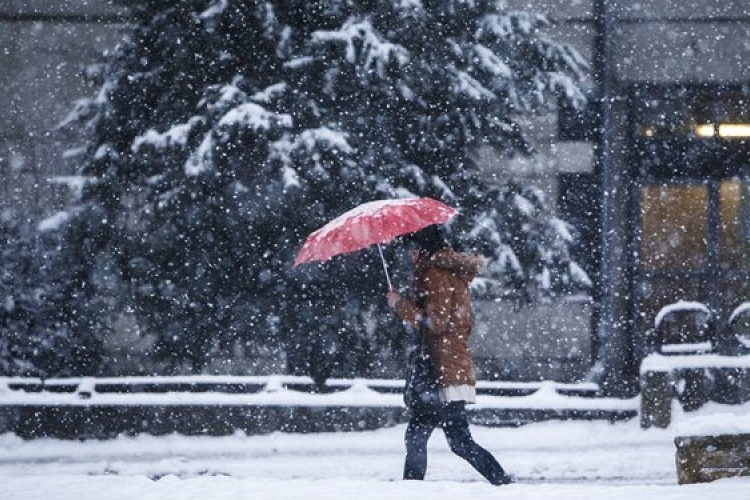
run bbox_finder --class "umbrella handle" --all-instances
[377,244,393,291]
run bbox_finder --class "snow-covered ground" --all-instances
[1,401,749,499]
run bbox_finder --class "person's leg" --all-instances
[403,406,438,480]
[441,402,512,485]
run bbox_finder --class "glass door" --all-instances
[639,184,710,330]
[719,181,750,316]
[639,180,750,334]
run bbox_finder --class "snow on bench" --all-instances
[659,342,712,355]
[654,300,711,331]
[640,353,750,429]
[640,353,750,373]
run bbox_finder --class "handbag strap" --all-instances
[416,317,430,358]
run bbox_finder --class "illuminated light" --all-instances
[643,127,655,137]
[718,124,750,138]
[694,124,715,138]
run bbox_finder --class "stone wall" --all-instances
[473,297,594,381]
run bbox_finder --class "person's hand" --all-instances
[386,290,402,309]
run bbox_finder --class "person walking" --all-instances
[386,225,513,485]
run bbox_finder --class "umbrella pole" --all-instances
[377,244,393,291]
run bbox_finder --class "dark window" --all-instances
[558,173,599,279]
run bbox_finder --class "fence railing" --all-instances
[0,375,638,438]
[0,375,613,407]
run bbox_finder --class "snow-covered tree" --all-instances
[58,0,589,376]
[0,210,104,377]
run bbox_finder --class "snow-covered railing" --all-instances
[0,375,639,438]
[0,375,633,412]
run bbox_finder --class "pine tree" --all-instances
[59,0,589,376]
[0,210,104,377]
[0,211,40,376]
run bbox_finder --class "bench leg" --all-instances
[641,371,672,429]
[678,368,708,412]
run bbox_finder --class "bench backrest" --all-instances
[727,303,750,354]
[653,302,716,356]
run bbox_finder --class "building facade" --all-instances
[595,1,750,395]
[0,1,127,218]
[3,1,750,395]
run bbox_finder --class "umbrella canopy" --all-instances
[293,198,458,285]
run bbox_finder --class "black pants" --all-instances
[403,401,511,485]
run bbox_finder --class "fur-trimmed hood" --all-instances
[416,249,485,282]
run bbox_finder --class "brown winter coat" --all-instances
[394,249,485,388]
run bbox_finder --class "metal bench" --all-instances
[640,301,750,429]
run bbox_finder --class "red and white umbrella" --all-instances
[294,197,457,289]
